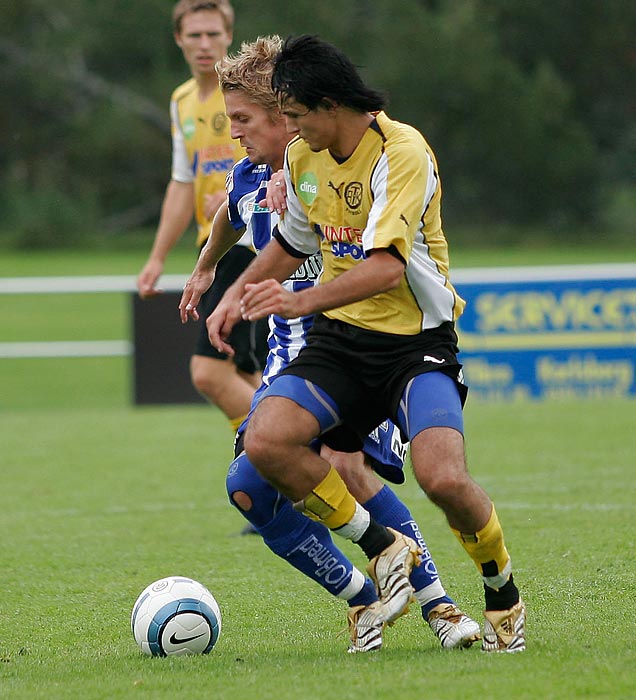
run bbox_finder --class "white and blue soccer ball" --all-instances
[131,576,222,656]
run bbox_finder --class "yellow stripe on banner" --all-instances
[458,330,636,351]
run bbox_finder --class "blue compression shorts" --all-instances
[258,370,464,484]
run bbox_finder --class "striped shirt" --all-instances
[226,157,321,386]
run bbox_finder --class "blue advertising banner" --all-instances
[453,264,636,400]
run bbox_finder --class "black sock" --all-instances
[484,575,520,611]
[355,519,395,559]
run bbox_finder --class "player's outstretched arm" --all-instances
[240,279,304,321]
[138,180,194,298]
[206,290,243,357]
[206,237,306,353]
[179,202,243,323]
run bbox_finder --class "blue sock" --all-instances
[348,577,378,608]
[227,452,375,606]
[257,499,375,605]
[363,485,455,618]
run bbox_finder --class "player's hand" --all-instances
[179,269,216,323]
[203,191,226,220]
[240,279,301,321]
[137,259,164,298]
[206,301,241,357]
[259,170,287,215]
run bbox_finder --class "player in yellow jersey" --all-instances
[137,1,267,432]
[180,36,481,652]
[207,35,526,652]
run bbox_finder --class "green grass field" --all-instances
[2,384,634,699]
[1,247,635,699]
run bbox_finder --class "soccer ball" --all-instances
[131,576,222,656]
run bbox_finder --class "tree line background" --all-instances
[1,0,634,249]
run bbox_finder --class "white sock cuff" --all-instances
[483,558,512,590]
[337,567,366,601]
[333,502,370,542]
[413,579,447,607]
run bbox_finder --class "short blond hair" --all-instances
[172,0,234,35]
[216,36,282,115]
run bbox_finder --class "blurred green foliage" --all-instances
[1,0,634,248]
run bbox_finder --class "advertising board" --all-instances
[454,264,636,400]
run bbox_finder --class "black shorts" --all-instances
[279,314,466,451]
[194,245,269,375]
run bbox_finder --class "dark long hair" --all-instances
[272,35,386,113]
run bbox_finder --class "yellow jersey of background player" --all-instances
[170,77,245,248]
[277,110,465,335]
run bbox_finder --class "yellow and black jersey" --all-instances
[277,111,465,335]
[170,78,245,247]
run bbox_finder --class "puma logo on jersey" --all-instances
[328,180,344,198]
[423,355,445,364]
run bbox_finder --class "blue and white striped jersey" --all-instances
[226,157,321,387]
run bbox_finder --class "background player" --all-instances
[137,0,267,432]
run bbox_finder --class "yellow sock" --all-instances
[229,413,248,433]
[297,466,356,530]
[451,505,511,588]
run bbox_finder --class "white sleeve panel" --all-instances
[170,99,194,183]
[277,159,320,256]
[362,153,389,252]
[364,147,436,258]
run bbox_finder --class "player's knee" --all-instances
[243,423,278,469]
[189,357,226,400]
[226,454,255,503]
[422,472,458,504]
[229,490,252,512]
[190,364,212,396]
[226,453,279,524]
[411,427,467,499]
[190,370,215,399]
[416,465,471,507]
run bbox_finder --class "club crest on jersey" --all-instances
[298,172,318,205]
[212,112,228,134]
[344,182,363,212]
